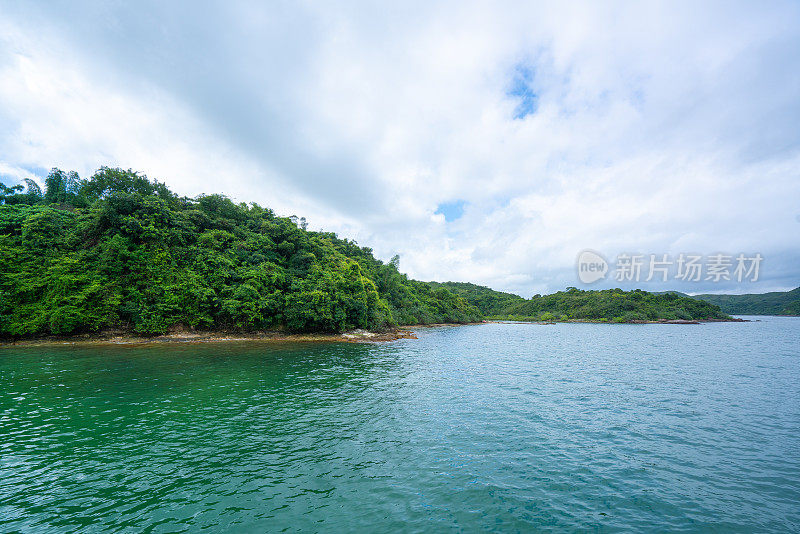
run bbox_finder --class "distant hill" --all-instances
[692,287,800,315]
[427,281,524,315]
[430,282,730,322]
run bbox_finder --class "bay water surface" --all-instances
[1,317,799,532]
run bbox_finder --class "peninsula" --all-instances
[1,167,734,342]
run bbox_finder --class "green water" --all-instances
[2,318,799,532]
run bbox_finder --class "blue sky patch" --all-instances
[508,64,538,119]
[435,200,467,222]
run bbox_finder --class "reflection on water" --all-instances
[1,318,799,531]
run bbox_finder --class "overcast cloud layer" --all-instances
[1,1,799,295]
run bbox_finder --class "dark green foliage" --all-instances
[0,168,480,337]
[428,281,524,315]
[43,169,84,205]
[431,282,730,322]
[782,300,800,315]
[692,287,800,316]
[501,287,730,322]
[0,179,42,205]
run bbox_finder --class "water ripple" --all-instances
[1,318,799,531]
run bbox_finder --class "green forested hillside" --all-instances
[0,168,480,337]
[692,287,800,315]
[427,281,524,315]
[433,282,730,322]
[500,288,729,322]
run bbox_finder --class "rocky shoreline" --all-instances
[0,323,489,348]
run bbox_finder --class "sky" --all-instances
[1,1,799,296]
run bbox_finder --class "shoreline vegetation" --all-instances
[0,167,751,345]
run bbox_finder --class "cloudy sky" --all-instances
[1,1,799,296]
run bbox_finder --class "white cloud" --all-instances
[1,0,798,294]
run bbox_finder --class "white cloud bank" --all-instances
[1,0,799,295]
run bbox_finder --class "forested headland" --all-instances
[1,167,735,340]
[0,168,481,338]
[430,282,731,323]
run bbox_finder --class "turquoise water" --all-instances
[1,317,799,532]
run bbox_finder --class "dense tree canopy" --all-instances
[433,282,730,322]
[428,281,524,316]
[0,168,480,337]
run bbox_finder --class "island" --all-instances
[429,282,732,323]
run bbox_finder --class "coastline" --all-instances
[0,323,486,348]
[0,318,750,348]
